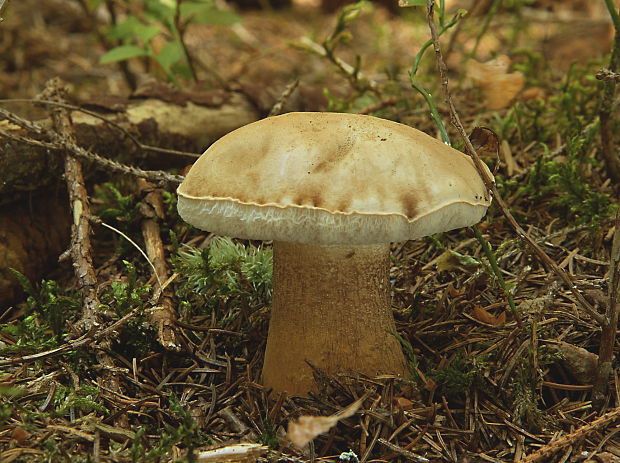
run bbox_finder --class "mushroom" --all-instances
[177,112,492,394]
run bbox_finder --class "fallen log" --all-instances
[0,90,260,204]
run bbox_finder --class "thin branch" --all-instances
[42,79,101,331]
[0,305,143,367]
[0,98,200,158]
[598,0,620,182]
[0,107,183,185]
[596,68,620,82]
[593,209,620,401]
[136,178,180,351]
[268,79,299,117]
[424,0,603,325]
[520,404,620,462]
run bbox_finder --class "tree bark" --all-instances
[0,92,259,204]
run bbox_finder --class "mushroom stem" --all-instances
[263,241,408,394]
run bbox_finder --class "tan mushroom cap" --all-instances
[177,112,492,245]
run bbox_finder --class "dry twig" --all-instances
[424,0,603,326]
[0,106,183,185]
[137,178,180,351]
[598,1,620,182]
[41,79,101,331]
[520,405,620,462]
[268,79,299,117]
[40,79,125,421]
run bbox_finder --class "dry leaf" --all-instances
[287,397,363,447]
[393,396,414,412]
[195,443,267,463]
[11,426,30,442]
[472,306,506,326]
[467,55,525,109]
[469,126,500,156]
[436,250,481,273]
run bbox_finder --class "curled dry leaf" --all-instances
[287,397,363,447]
[467,55,525,110]
[472,306,506,326]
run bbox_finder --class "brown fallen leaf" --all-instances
[467,55,525,110]
[472,306,506,326]
[393,396,414,412]
[287,397,363,447]
[11,426,30,442]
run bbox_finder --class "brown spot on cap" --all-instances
[399,192,419,219]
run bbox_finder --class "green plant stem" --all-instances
[409,6,464,146]
[472,225,522,326]
[466,0,500,60]
[605,0,620,28]
[599,0,620,182]
[173,0,198,83]
[410,10,462,78]
[409,79,450,144]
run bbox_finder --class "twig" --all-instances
[40,79,125,422]
[0,98,199,158]
[297,37,378,92]
[593,209,620,401]
[137,178,180,351]
[378,438,429,463]
[519,404,620,462]
[0,305,144,367]
[0,107,183,185]
[268,79,299,117]
[596,69,620,82]
[41,79,100,331]
[598,0,620,182]
[424,0,604,326]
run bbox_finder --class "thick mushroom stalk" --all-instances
[262,241,408,394]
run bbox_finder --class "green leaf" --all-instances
[100,45,149,64]
[181,2,242,25]
[107,16,141,41]
[134,24,161,42]
[398,0,426,6]
[154,41,184,70]
[107,17,161,43]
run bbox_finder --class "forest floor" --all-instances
[0,0,620,462]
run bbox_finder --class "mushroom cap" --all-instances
[177,112,492,245]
